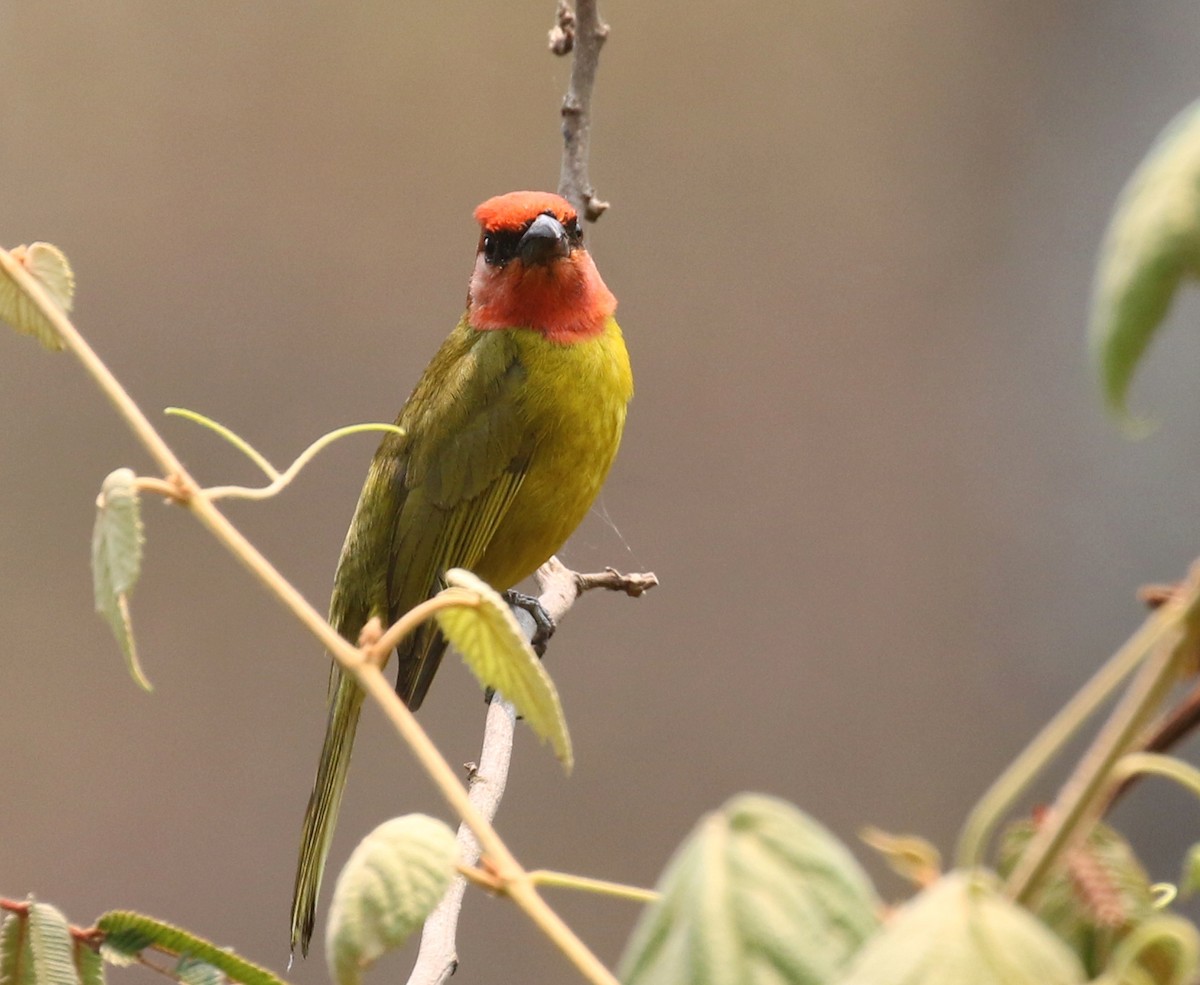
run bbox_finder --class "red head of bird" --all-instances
[468,191,617,343]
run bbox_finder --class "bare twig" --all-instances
[553,0,611,221]
[548,0,575,55]
[538,555,658,618]
[407,697,517,985]
[406,557,657,985]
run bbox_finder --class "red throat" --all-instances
[468,250,616,343]
[467,191,616,343]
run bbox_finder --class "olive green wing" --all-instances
[292,325,534,954]
[384,325,535,708]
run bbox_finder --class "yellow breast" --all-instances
[475,316,633,588]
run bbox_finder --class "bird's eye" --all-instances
[482,230,520,265]
[566,216,583,242]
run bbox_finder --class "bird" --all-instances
[290,190,633,956]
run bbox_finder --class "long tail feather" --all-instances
[290,668,364,957]
[393,623,448,713]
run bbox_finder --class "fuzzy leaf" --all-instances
[325,814,458,985]
[28,903,79,985]
[838,871,1085,985]
[1,911,33,985]
[0,243,73,351]
[437,568,572,771]
[997,817,1155,975]
[174,957,225,985]
[91,468,150,691]
[95,912,283,985]
[71,942,104,985]
[1090,99,1200,423]
[619,793,881,985]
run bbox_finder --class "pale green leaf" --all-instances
[1090,99,1200,423]
[90,468,150,691]
[0,243,73,352]
[28,903,80,985]
[437,568,572,771]
[71,942,104,985]
[1,911,33,985]
[95,912,283,985]
[997,817,1155,975]
[838,871,1085,985]
[326,814,458,985]
[174,957,225,985]
[619,793,881,985]
[20,244,75,314]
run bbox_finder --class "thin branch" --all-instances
[1105,583,1200,809]
[528,870,659,904]
[553,0,611,221]
[407,697,517,985]
[548,0,575,56]
[1005,563,1200,903]
[954,601,1177,869]
[406,558,657,985]
[0,251,621,985]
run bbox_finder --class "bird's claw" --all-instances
[503,589,556,656]
[484,591,556,707]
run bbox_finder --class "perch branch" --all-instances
[553,0,611,221]
[0,252,623,985]
[406,558,657,985]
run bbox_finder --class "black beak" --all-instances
[517,213,571,266]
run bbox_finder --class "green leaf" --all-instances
[71,942,104,985]
[436,568,572,771]
[1,911,33,985]
[1090,98,1200,424]
[95,912,284,985]
[618,793,881,985]
[997,817,1156,975]
[91,468,150,691]
[174,957,226,985]
[325,814,458,985]
[0,243,73,352]
[837,871,1085,985]
[28,903,79,985]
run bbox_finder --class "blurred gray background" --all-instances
[5,2,1200,981]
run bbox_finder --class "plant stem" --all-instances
[955,603,1177,870]
[1110,752,1200,805]
[529,869,659,904]
[1005,597,1194,902]
[2,251,619,985]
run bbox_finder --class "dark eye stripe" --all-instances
[482,211,582,265]
[482,230,522,266]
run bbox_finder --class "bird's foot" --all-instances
[485,591,556,707]
[503,589,556,656]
